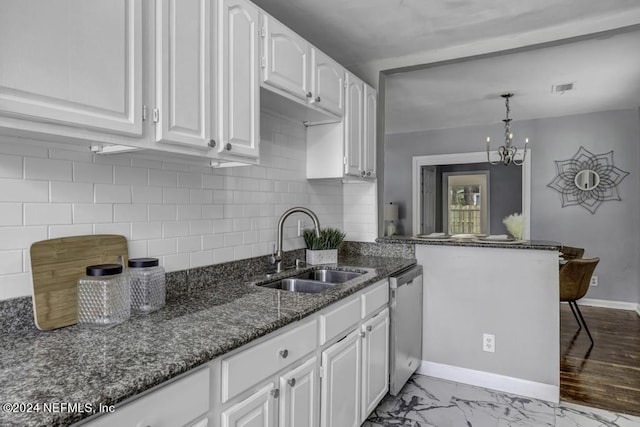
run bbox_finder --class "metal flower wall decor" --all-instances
[547,146,629,214]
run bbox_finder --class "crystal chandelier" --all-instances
[486,93,529,166]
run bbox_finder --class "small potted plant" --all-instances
[303,227,346,265]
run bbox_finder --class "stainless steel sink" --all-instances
[256,268,364,293]
[292,269,362,284]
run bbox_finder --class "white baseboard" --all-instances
[578,298,638,311]
[636,304,640,317]
[417,361,559,403]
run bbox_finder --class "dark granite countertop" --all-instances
[377,235,560,251]
[0,254,414,427]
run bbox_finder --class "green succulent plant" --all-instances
[303,227,346,250]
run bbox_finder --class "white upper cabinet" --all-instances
[155,0,213,150]
[217,0,260,160]
[345,73,365,177]
[261,15,312,103]
[0,0,143,136]
[311,49,345,118]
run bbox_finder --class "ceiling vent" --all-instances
[552,82,574,93]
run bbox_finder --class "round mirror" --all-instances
[574,169,600,191]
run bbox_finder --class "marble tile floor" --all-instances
[364,374,640,427]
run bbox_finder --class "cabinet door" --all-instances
[320,330,361,427]
[262,15,311,102]
[279,357,318,427]
[222,384,276,427]
[311,49,344,117]
[155,0,212,149]
[0,0,142,136]
[363,85,377,178]
[218,0,260,159]
[344,73,364,177]
[361,308,389,422]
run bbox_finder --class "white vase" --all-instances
[306,249,338,265]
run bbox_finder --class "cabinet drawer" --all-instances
[85,367,210,426]
[361,279,389,319]
[221,319,317,402]
[319,295,360,345]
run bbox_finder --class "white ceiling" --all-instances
[385,30,640,134]
[251,0,640,135]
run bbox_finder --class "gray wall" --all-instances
[385,108,640,304]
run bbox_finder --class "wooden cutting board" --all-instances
[30,234,129,330]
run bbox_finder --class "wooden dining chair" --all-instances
[559,258,599,345]
[560,245,585,261]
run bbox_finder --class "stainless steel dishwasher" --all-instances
[389,264,423,395]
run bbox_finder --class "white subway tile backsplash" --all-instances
[93,222,131,238]
[114,204,148,222]
[190,189,213,204]
[190,250,214,268]
[0,226,47,251]
[73,203,113,224]
[177,172,202,188]
[131,221,162,240]
[163,188,190,204]
[131,186,163,204]
[51,181,93,203]
[162,253,189,272]
[94,184,131,203]
[148,238,177,257]
[0,178,48,202]
[0,113,350,301]
[73,162,113,184]
[190,220,213,236]
[177,204,202,221]
[127,240,148,258]
[48,224,93,239]
[177,236,202,253]
[162,221,190,238]
[0,250,23,275]
[149,169,178,188]
[148,204,177,221]
[0,203,22,226]
[0,154,23,178]
[24,203,72,225]
[115,166,148,186]
[25,157,72,181]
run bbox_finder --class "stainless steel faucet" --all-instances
[272,207,321,273]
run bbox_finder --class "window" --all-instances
[443,172,489,234]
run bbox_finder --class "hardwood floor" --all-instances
[560,303,640,416]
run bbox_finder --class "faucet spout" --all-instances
[274,207,321,273]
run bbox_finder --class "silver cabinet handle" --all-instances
[366,325,372,332]
[360,170,366,177]
[360,331,366,338]
[366,171,372,177]
[225,142,232,151]
[287,378,296,387]
[279,349,289,359]
[306,92,313,98]
[315,96,321,102]
[208,139,216,148]
[271,389,280,398]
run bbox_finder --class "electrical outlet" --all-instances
[297,220,308,237]
[590,275,598,287]
[483,333,495,353]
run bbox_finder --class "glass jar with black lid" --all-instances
[78,263,130,326]
[128,257,166,314]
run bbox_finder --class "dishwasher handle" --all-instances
[390,265,422,289]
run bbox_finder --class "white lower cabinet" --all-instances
[279,357,318,427]
[361,308,390,421]
[320,330,361,427]
[222,384,276,427]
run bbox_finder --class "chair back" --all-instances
[559,258,599,302]
[560,245,585,260]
